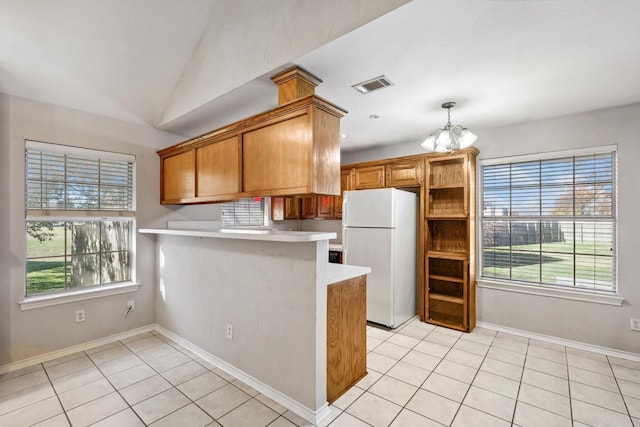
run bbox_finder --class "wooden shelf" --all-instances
[429,293,464,304]
[427,251,467,260]
[426,214,467,220]
[427,318,466,331]
[427,219,467,254]
[429,183,465,190]
[429,274,464,284]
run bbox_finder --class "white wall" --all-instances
[299,219,342,243]
[342,103,640,354]
[0,94,220,365]
[154,234,328,412]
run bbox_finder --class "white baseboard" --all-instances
[477,321,640,362]
[0,324,155,375]
[155,324,330,425]
[0,324,329,425]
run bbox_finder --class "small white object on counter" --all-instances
[328,243,343,251]
[327,263,371,284]
[139,228,335,243]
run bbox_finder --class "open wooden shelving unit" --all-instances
[425,154,476,331]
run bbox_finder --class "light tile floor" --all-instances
[1,319,639,426]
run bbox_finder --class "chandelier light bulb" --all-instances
[421,102,477,152]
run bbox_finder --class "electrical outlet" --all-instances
[226,324,233,340]
[75,309,85,323]
[126,300,135,314]
[631,318,640,332]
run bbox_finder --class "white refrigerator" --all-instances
[342,188,417,328]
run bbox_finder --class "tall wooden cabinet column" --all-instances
[424,152,477,332]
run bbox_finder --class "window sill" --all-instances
[477,279,625,306]
[19,282,141,311]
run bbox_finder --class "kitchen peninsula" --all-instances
[139,227,370,424]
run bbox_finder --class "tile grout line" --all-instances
[446,330,523,426]
[42,361,74,427]
[129,333,228,426]
[386,325,453,426]
[152,332,281,426]
[342,323,481,426]
[606,354,635,425]
[330,322,436,426]
[510,337,530,426]
[565,352,637,421]
[436,330,483,426]
[86,340,149,426]
[565,347,574,426]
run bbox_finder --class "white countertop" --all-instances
[139,228,336,243]
[327,263,371,284]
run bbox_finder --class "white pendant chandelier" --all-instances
[421,102,477,152]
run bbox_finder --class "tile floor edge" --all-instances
[0,324,156,375]
[477,321,640,362]
[154,324,331,426]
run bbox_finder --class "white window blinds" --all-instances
[221,197,267,226]
[480,147,616,293]
[26,140,135,214]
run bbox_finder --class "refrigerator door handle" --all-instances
[342,195,347,226]
[342,228,347,264]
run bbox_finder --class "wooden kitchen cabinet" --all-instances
[196,135,241,198]
[297,169,351,220]
[316,195,335,218]
[157,66,346,205]
[386,159,423,187]
[243,114,314,195]
[161,150,195,203]
[353,165,385,189]
[271,196,300,220]
[327,275,367,403]
[425,153,476,331]
[300,196,317,219]
[271,197,299,220]
[333,168,352,219]
[351,161,422,190]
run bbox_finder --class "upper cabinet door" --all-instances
[243,114,312,194]
[300,196,317,219]
[426,155,468,217]
[353,165,385,190]
[272,197,300,220]
[386,160,423,187]
[316,195,335,218]
[333,169,352,219]
[196,136,241,198]
[161,150,195,203]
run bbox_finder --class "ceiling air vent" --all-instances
[352,75,393,94]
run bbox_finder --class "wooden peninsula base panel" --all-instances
[326,275,367,403]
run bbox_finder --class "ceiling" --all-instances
[2,0,639,152]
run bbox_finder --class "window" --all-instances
[480,146,616,294]
[25,140,136,297]
[221,197,268,226]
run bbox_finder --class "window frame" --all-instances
[22,140,139,308]
[477,145,622,305]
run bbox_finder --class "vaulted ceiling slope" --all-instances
[1,1,639,151]
[0,0,407,130]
